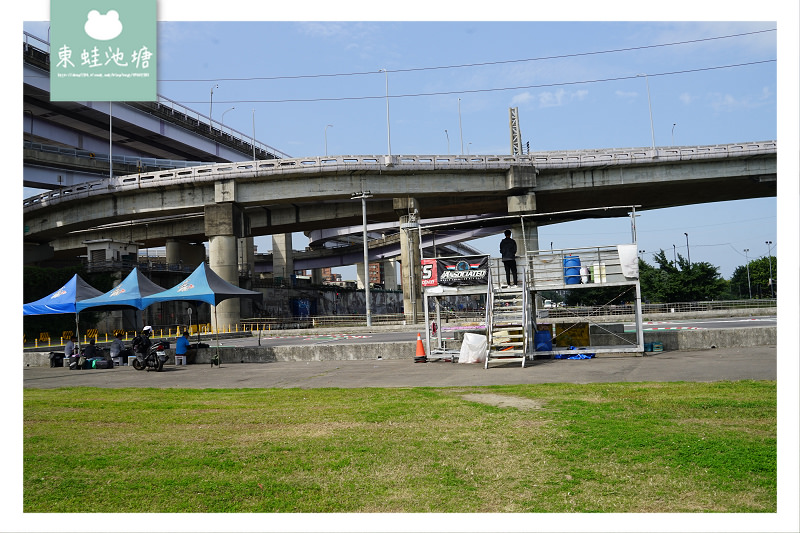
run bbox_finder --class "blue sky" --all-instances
[20,10,789,281]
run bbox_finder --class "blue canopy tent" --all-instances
[140,263,263,366]
[76,268,166,313]
[23,274,103,316]
[23,274,104,350]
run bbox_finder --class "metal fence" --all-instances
[537,299,777,319]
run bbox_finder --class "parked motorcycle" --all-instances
[132,340,170,372]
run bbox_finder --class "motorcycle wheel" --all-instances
[132,358,145,371]
[156,358,164,372]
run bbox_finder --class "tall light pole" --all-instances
[671,123,677,146]
[444,129,449,154]
[744,248,752,299]
[251,109,256,161]
[221,106,235,125]
[379,69,391,159]
[458,98,464,155]
[352,190,373,326]
[324,124,333,156]
[209,84,218,127]
[765,241,774,297]
[637,73,655,150]
[672,244,677,267]
[684,232,691,265]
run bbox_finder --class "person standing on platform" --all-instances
[499,229,518,287]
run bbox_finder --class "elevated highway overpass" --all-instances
[23,141,776,326]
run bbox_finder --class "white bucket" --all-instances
[580,266,590,283]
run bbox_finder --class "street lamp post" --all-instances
[209,84,218,127]
[444,129,449,154]
[221,106,235,125]
[379,69,391,159]
[458,98,464,155]
[672,244,677,267]
[765,241,774,297]
[672,123,677,146]
[684,232,691,265]
[744,248,752,299]
[324,124,333,156]
[637,73,655,151]
[352,191,373,327]
[251,109,256,161]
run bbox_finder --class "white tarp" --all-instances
[458,333,487,363]
[617,244,639,279]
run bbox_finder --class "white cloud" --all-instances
[679,92,694,105]
[84,10,123,41]
[510,92,535,106]
[616,90,638,99]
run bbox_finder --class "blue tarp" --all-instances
[23,274,104,316]
[140,263,262,307]
[76,268,166,312]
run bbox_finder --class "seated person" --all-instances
[83,338,99,359]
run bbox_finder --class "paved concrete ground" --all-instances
[23,345,776,389]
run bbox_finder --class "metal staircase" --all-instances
[485,261,529,368]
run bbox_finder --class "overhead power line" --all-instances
[160,28,775,83]
[176,60,776,105]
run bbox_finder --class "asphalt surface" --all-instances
[23,345,776,389]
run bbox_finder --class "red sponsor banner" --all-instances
[421,258,438,287]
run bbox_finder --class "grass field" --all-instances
[23,380,776,513]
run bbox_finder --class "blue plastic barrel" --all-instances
[534,330,552,352]
[563,255,581,285]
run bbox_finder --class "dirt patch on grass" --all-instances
[460,393,544,411]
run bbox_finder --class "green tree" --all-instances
[729,256,776,299]
[639,249,727,303]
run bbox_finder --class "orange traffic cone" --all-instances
[414,332,427,363]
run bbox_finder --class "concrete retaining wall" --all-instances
[23,327,776,367]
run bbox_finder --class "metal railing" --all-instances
[24,141,208,171]
[538,299,777,319]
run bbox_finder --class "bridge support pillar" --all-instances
[238,237,256,317]
[272,233,294,282]
[508,193,539,280]
[382,259,398,290]
[356,262,368,290]
[205,202,249,331]
[399,212,422,323]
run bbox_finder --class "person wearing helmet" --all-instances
[132,326,153,357]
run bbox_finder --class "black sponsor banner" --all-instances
[421,256,489,287]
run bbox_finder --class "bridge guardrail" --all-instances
[22,141,777,211]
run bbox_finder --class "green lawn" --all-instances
[23,381,776,513]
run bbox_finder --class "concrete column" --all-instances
[208,234,239,331]
[399,214,422,323]
[311,268,324,285]
[356,262,367,289]
[205,201,248,331]
[508,193,538,284]
[238,236,256,317]
[238,237,255,278]
[272,233,293,282]
[165,238,181,267]
[382,259,398,290]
